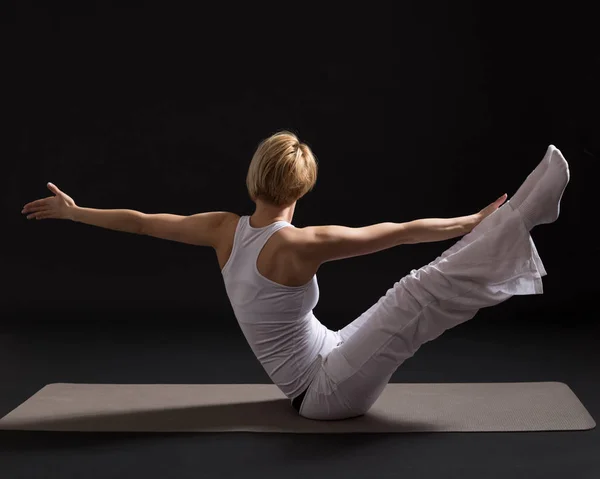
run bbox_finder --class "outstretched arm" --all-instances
[136,211,233,247]
[22,182,232,248]
[297,194,508,265]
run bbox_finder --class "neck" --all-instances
[250,199,296,226]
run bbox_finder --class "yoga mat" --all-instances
[0,382,595,433]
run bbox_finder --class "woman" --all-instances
[21,131,570,421]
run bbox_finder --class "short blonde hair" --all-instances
[246,131,318,207]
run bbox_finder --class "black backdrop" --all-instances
[3,3,598,330]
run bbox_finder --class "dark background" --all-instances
[4,3,597,330]
[1,3,599,478]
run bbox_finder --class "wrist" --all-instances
[466,214,481,233]
[68,205,82,221]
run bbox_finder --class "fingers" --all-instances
[23,205,49,214]
[22,182,61,211]
[22,204,53,219]
[22,197,53,212]
[493,193,507,207]
[26,211,53,220]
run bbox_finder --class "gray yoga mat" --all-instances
[0,382,595,433]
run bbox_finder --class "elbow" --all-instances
[135,212,148,235]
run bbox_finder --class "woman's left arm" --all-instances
[22,182,233,248]
[137,211,234,247]
[69,207,232,248]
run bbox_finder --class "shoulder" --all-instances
[218,214,307,252]
[213,212,241,255]
[219,212,242,237]
[277,224,318,263]
[221,211,242,226]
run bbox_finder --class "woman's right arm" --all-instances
[297,194,507,265]
[297,216,477,265]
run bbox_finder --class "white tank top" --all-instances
[221,215,341,401]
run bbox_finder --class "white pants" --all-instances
[299,202,547,420]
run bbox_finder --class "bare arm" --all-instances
[298,215,477,264]
[298,194,508,265]
[71,207,145,234]
[22,182,234,248]
[69,207,232,247]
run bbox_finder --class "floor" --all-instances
[0,303,598,479]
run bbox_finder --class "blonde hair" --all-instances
[246,131,318,207]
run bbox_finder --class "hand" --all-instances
[472,193,508,228]
[22,183,77,221]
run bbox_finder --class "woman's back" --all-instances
[217,213,316,287]
[220,215,341,401]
